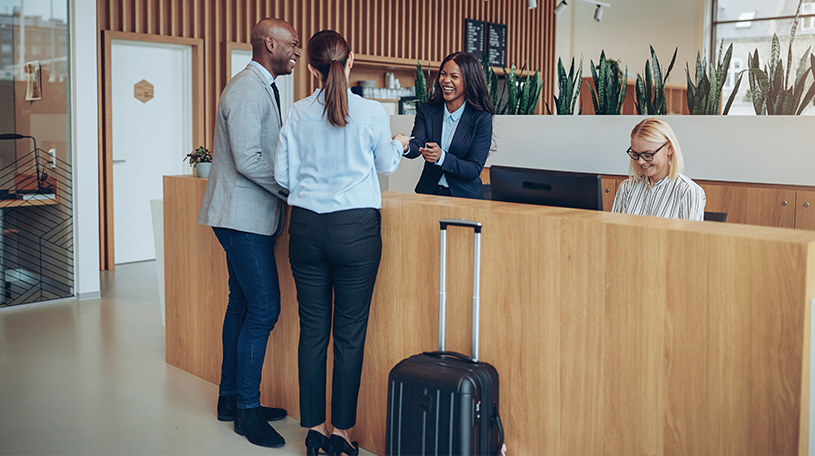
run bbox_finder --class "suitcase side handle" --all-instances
[493,404,505,456]
[438,218,482,362]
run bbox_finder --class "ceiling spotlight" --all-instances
[529,0,537,9]
[554,0,568,15]
[573,0,610,21]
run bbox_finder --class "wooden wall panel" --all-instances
[99,0,556,148]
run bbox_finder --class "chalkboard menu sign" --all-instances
[464,19,485,61]
[487,22,507,67]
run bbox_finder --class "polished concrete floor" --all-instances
[0,261,374,456]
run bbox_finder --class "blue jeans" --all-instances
[213,227,281,409]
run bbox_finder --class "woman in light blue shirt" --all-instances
[274,30,409,456]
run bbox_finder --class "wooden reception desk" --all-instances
[164,174,815,455]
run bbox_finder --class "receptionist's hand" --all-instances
[419,142,442,163]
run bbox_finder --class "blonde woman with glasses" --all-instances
[611,117,706,221]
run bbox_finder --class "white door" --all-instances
[111,40,192,264]
[230,49,294,123]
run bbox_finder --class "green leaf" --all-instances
[415,61,427,104]
[588,59,599,113]
[506,64,518,115]
[770,34,780,82]
[530,72,543,114]
[796,73,815,115]
[716,39,725,71]
[723,72,743,115]
[746,68,770,114]
[792,47,811,100]
[791,69,810,114]
[571,55,583,115]
[698,76,710,114]
[708,70,719,114]
[787,0,803,89]
[695,52,704,86]
[717,43,733,94]
[635,74,647,115]
[685,65,696,114]
[587,81,599,114]
[650,46,662,104]
[617,66,628,115]
[598,55,607,113]
[518,68,531,115]
[490,71,499,107]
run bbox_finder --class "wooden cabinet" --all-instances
[795,190,815,230]
[698,182,796,229]
[601,177,619,211]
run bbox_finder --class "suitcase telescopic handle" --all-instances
[438,218,482,362]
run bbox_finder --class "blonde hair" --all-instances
[628,117,684,181]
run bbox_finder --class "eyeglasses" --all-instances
[626,142,669,162]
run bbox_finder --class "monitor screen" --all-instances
[488,165,603,211]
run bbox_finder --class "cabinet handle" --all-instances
[805,202,810,208]
[605,188,610,193]
[782,201,788,206]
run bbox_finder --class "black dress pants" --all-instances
[288,206,382,430]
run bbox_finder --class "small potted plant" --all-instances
[184,146,212,178]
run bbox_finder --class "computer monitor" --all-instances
[488,165,603,211]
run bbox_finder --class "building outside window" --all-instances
[725,58,743,89]
[714,0,815,115]
[802,2,815,31]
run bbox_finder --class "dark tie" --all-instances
[270,82,281,119]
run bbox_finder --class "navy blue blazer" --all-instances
[406,102,493,199]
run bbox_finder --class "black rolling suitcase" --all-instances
[385,219,504,456]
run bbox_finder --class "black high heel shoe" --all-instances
[305,430,331,456]
[328,434,359,456]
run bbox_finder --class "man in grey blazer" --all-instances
[198,17,299,449]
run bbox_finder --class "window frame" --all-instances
[711,0,815,52]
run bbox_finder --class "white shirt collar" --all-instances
[249,60,275,86]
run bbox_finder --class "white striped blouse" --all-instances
[611,174,706,221]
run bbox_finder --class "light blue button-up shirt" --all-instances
[275,89,402,214]
[435,101,467,187]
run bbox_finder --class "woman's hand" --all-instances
[393,133,410,152]
[419,142,442,163]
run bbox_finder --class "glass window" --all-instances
[714,0,815,115]
[802,3,815,31]
[736,12,756,28]
[0,0,74,306]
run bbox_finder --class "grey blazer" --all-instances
[198,63,288,236]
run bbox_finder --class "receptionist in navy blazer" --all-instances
[404,51,494,199]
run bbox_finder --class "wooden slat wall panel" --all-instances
[99,0,554,149]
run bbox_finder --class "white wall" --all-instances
[389,115,815,192]
[71,0,100,300]
[554,0,709,87]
